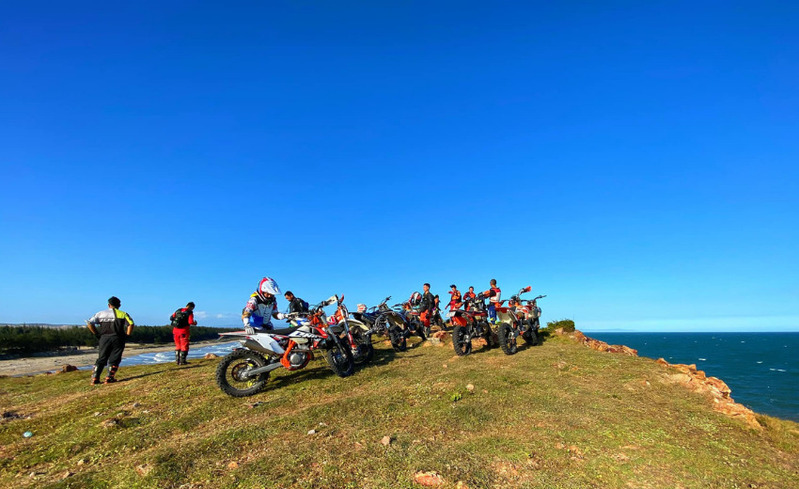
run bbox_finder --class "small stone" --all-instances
[442,364,448,369]
[132,402,141,408]
[381,435,391,446]
[466,384,474,392]
[414,471,444,486]
[77,459,86,466]
[204,353,219,359]
[307,429,317,435]
[227,461,239,469]
[135,464,152,476]
[318,422,327,427]
[100,418,120,428]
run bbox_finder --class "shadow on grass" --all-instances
[120,370,169,382]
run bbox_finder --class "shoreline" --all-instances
[0,340,221,377]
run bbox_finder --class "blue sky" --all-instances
[1,1,797,332]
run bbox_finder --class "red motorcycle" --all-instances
[448,292,495,356]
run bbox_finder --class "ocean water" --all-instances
[587,332,799,422]
[118,341,240,366]
[58,341,241,374]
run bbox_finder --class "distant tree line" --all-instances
[0,325,237,355]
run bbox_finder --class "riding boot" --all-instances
[90,365,102,385]
[175,350,181,365]
[104,365,118,384]
[179,351,189,365]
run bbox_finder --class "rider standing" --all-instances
[486,279,501,323]
[283,291,309,314]
[242,277,282,332]
[447,284,462,311]
[86,296,135,385]
[462,286,476,310]
[419,283,435,329]
[170,301,197,365]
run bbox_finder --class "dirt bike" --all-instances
[356,296,422,352]
[397,302,429,342]
[495,287,546,355]
[328,294,374,365]
[448,292,494,356]
[215,296,355,397]
[513,291,545,344]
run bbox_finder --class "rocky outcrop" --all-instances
[557,329,638,356]
[58,365,78,373]
[428,331,450,346]
[557,329,761,429]
[656,358,761,429]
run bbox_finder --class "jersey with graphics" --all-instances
[242,293,277,329]
[87,308,135,337]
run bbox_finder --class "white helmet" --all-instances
[257,277,281,300]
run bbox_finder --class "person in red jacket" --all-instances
[447,284,462,311]
[462,286,476,310]
[170,302,197,365]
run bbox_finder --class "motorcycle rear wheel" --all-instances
[215,350,270,397]
[325,341,355,377]
[452,325,472,356]
[498,323,518,355]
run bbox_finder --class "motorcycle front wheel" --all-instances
[497,323,518,355]
[522,321,539,346]
[215,350,270,397]
[452,325,472,356]
[480,320,494,348]
[325,341,355,377]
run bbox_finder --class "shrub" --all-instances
[544,319,575,333]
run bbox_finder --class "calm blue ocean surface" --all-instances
[587,332,799,422]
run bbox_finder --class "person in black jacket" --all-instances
[419,283,435,331]
[85,296,135,385]
[284,291,309,314]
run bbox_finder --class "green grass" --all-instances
[1,335,797,488]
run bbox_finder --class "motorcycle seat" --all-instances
[269,326,301,336]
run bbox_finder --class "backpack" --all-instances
[171,308,191,328]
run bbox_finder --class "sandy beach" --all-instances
[0,340,219,377]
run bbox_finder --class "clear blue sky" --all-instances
[1,1,797,332]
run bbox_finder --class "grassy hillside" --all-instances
[1,334,797,489]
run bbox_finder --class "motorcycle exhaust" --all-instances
[242,362,284,378]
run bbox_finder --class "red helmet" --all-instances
[256,277,281,300]
[409,291,422,306]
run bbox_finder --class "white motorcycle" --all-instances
[215,296,355,397]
